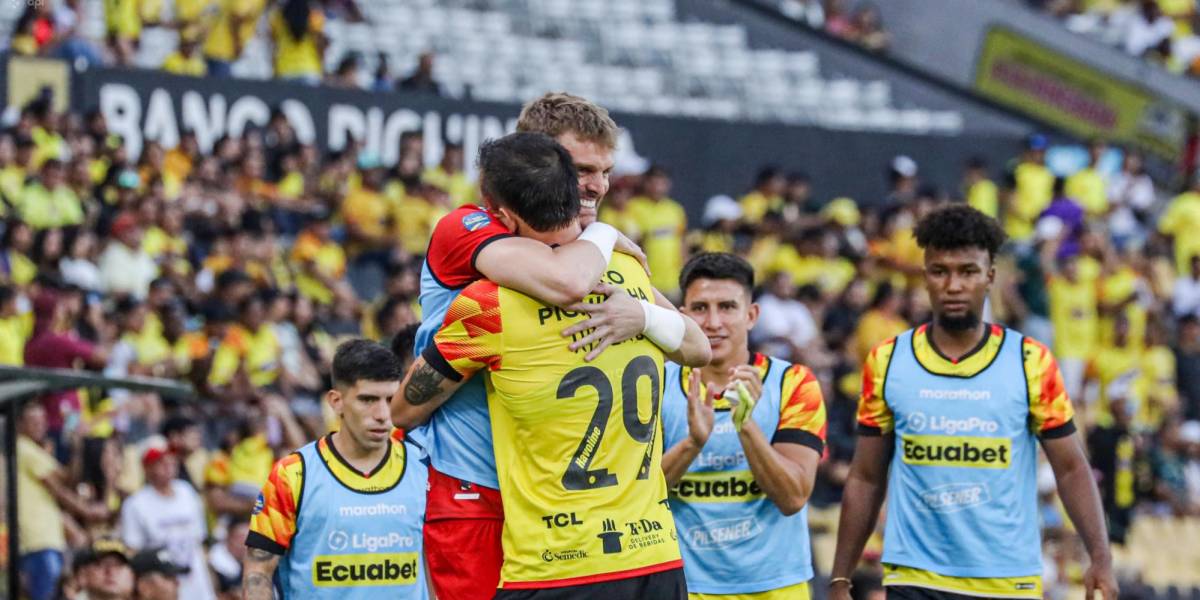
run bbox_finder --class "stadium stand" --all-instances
[1,0,1200,599]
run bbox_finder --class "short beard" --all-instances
[937,311,981,332]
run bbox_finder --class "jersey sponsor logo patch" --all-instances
[901,435,1011,468]
[461,210,491,232]
[251,492,264,515]
[917,388,991,401]
[312,553,419,587]
[338,503,409,517]
[685,516,762,549]
[541,548,589,563]
[904,412,1000,435]
[916,482,991,512]
[597,518,624,554]
[672,470,764,503]
[329,529,417,552]
[694,450,745,469]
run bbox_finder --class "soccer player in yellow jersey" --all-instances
[629,165,687,299]
[398,133,709,599]
[830,205,1117,600]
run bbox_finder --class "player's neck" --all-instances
[702,350,751,389]
[928,319,987,361]
[330,429,387,473]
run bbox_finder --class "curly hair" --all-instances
[516,93,619,150]
[913,204,1007,259]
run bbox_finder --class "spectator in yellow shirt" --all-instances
[0,134,25,212]
[738,165,786,225]
[963,156,999,219]
[1065,139,1110,218]
[203,0,267,77]
[19,159,85,230]
[340,158,396,259]
[1005,134,1055,241]
[853,281,908,362]
[1159,170,1200,275]
[269,0,326,85]
[597,175,641,239]
[207,295,281,389]
[290,220,346,305]
[1048,254,1099,402]
[629,165,687,298]
[161,29,207,77]
[0,285,30,365]
[423,144,476,206]
[1,221,38,287]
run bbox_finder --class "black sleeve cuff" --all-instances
[421,344,463,383]
[469,233,515,273]
[856,424,884,437]
[245,530,287,556]
[1039,419,1077,440]
[772,429,825,455]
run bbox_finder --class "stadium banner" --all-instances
[974,26,1186,160]
[5,60,1022,215]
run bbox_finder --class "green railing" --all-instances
[0,366,193,598]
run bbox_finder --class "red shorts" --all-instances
[424,466,505,600]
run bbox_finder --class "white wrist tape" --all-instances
[640,300,686,352]
[577,222,618,265]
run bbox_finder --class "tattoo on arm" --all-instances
[243,547,280,600]
[404,363,447,406]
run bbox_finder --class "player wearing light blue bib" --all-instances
[662,253,827,600]
[244,340,429,600]
[829,205,1116,600]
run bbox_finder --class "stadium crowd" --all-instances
[1032,0,1200,78]
[1,85,1199,597]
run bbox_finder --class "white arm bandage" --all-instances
[576,222,618,265]
[639,300,686,353]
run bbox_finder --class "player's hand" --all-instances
[1083,559,1118,600]
[685,369,715,448]
[562,283,644,361]
[728,365,763,402]
[614,232,650,276]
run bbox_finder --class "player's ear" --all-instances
[746,301,760,329]
[325,389,342,412]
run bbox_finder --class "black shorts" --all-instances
[493,568,687,600]
[886,585,990,600]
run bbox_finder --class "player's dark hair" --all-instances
[913,204,1007,260]
[477,132,579,232]
[331,339,403,388]
[679,252,755,298]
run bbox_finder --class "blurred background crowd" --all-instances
[1,0,1200,599]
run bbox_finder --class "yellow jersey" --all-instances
[1008,162,1054,241]
[203,0,266,61]
[161,51,207,77]
[1065,168,1107,217]
[0,315,30,365]
[738,191,783,225]
[1159,191,1200,274]
[428,253,681,589]
[629,196,686,296]
[269,8,324,79]
[967,179,999,219]
[1048,275,1098,360]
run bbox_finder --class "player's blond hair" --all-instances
[516,93,619,150]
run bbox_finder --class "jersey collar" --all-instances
[913,323,1006,378]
